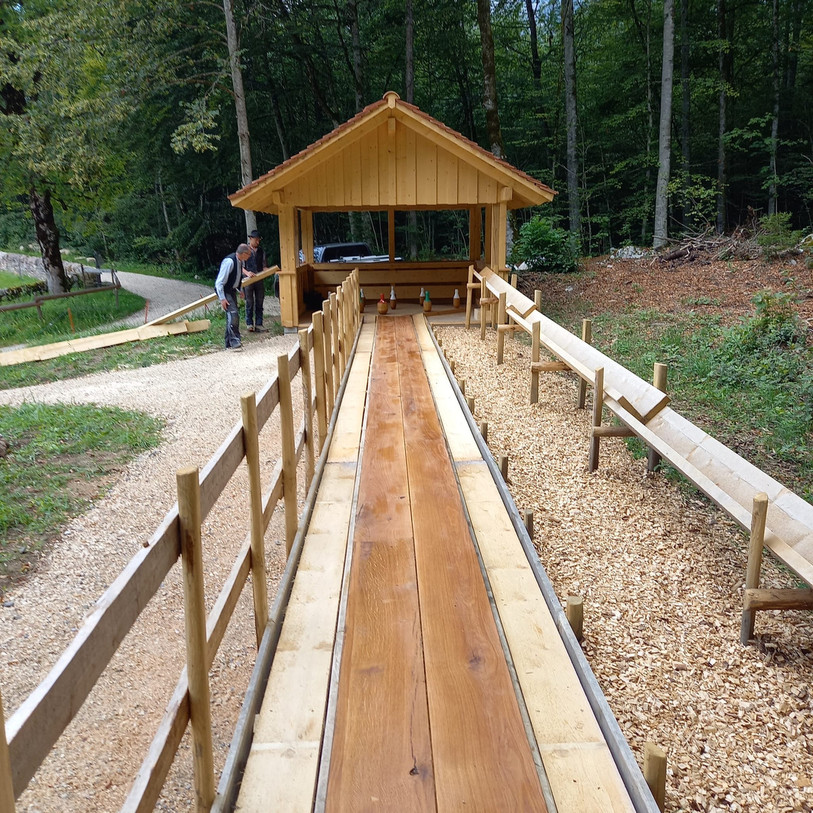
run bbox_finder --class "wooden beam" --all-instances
[591,425,636,438]
[743,588,813,611]
[531,361,570,373]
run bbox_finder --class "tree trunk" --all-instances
[30,188,70,294]
[406,0,418,260]
[653,0,675,248]
[629,0,654,243]
[525,0,542,89]
[223,0,256,235]
[562,0,581,241]
[680,0,692,230]
[716,0,729,234]
[349,0,364,112]
[768,0,780,216]
[476,0,505,159]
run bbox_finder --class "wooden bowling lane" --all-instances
[324,316,547,812]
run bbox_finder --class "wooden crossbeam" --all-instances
[743,588,813,612]
[531,361,570,373]
[591,425,636,438]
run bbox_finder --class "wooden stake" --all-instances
[499,454,508,481]
[577,319,592,409]
[466,395,475,414]
[480,278,488,341]
[534,290,542,312]
[176,466,215,811]
[496,293,507,363]
[647,363,668,472]
[278,353,298,555]
[312,312,328,452]
[479,420,488,442]
[299,329,315,488]
[510,272,518,288]
[566,595,584,642]
[459,378,466,397]
[0,687,15,812]
[741,492,769,644]
[588,366,604,472]
[449,359,456,375]
[240,394,269,646]
[643,742,667,811]
[523,509,534,539]
[530,321,541,404]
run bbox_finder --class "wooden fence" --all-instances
[0,270,360,812]
[0,269,121,319]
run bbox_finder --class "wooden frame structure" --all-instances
[464,266,813,644]
[229,91,555,329]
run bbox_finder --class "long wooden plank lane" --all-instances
[325,316,435,810]
[395,316,548,811]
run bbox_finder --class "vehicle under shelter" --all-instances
[228,91,555,329]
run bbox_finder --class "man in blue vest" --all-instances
[215,244,252,349]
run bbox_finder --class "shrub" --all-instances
[511,216,579,274]
[756,212,802,258]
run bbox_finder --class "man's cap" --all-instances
[249,230,261,238]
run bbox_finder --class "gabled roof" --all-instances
[229,91,555,214]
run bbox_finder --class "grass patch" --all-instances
[0,402,163,589]
[0,288,146,347]
[583,298,813,500]
[0,271,39,288]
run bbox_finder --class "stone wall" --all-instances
[0,251,103,287]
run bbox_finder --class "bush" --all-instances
[756,212,802,258]
[511,216,579,274]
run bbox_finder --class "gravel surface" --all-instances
[437,325,813,813]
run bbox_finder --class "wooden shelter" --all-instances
[229,91,555,329]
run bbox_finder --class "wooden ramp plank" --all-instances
[456,462,635,812]
[236,327,373,812]
[395,317,547,812]
[326,316,435,812]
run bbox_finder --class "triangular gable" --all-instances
[229,92,555,214]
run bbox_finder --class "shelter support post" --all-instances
[300,209,314,265]
[278,205,299,329]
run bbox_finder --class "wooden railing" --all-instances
[0,270,361,812]
[0,269,121,319]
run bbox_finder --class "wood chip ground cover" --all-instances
[436,323,813,813]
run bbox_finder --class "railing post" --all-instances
[647,363,668,472]
[335,287,346,378]
[496,292,507,364]
[588,366,604,472]
[530,322,541,404]
[176,466,215,812]
[240,393,268,646]
[312,312,328,451]
[577,318,592,409]
[322,299,335,416]
[465,265,475,329]
[277,353,298,555]
[298,329,316,488]
[480,278,488,341]
[329,292,341,394]
[0,687,15,812]
[741,493,769,644]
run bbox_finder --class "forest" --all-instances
[0,0,811,285]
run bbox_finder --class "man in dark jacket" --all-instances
[244,229,268,332]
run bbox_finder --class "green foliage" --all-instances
[756,213,803,258]
[511,216,579,274]
[584,297,813,500]
[0,402,163,577]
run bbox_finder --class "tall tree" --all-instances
[679,0,692,230]
[223,0,257,234]
[476,0,505,159]
[653,0,675,247]
[562,0,581,241]
[715,0,731,233]
[767,0,780,215]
